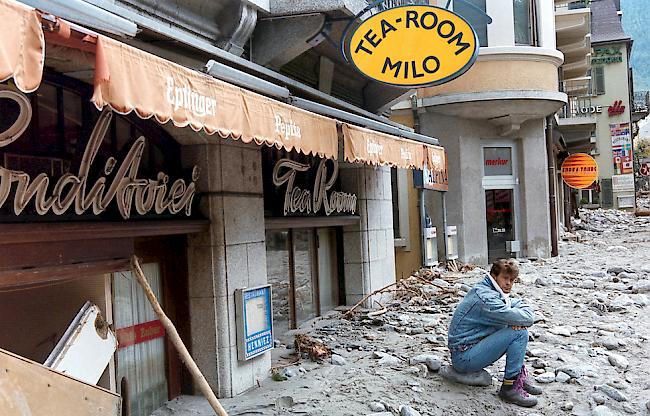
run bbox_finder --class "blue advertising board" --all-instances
[235,285,273,360]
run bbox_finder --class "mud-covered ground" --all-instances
[153,208,650,416]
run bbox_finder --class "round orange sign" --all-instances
[561,153,599,189]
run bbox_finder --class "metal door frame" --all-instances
[481,139,522,256]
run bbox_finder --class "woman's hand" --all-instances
[511,325,528,330]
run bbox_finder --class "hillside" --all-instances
[621,0,650,91]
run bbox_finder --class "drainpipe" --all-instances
[442,191,448,260]
[546,116,559,257]
[411,94,427,265]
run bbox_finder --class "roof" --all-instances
[590,0,631,44]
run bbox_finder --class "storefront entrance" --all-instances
[265,228,339,338]
[482,141,520,263]
[485,189,515,262]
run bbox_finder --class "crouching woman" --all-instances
[447,259,541,407]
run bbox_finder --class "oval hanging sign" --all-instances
[346,5,479,88]
[561,153,599,189]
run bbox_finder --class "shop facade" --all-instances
[392,0,566,266]
[0,73,203,414]
[1,1,445,412]
[588,0,634,209]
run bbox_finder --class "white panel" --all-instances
[45,302,118,385]
[487,0,515,46]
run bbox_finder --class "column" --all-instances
[340,164,396,306]
[182,139,270,398]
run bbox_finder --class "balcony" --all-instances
[557,79,597,152]
[555,0,591,80]
[633,91,650,122]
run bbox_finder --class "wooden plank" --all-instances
[0,348,121,416]
[0,259,130,290]
[0,220,209,245]
[0,238,134,270]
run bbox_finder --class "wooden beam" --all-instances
[0,220,209,245]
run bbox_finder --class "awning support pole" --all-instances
[130,256,229,416]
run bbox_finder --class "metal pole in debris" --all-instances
[130,256,229,416]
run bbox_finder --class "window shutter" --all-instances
[594,66,606,95]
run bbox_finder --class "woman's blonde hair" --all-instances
[490,258,519,278]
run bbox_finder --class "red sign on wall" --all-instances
[116,320,166,349]
[608,100,626,116]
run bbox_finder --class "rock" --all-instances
[540,332,563,345]
[372,351,388,359]
[378,355,401,366]
[601,338,620,350]
[607,267,626,275]
[439,365,492,387]
[425,356,442,372]
[557,363,598,379]
[536,372,556,384]
[632,294,649,306]
[283,368,297,378]
[399,405,421,416]
[561,401,574,411]
[622,404,636,414]
[368,413,393,416]
[331,355,347,366]
[592,393,607,405]
[369,402,386,412]
[634,280,650,293]
[606,246,629,252]
[528,348,547,357]
[610,294,635,309]
[530,358,546,369]
[646,401,650,411]
[592,405,615,416]
[608,353,630,370]
[535,276,549,286]
[550,326,573,337]
[618,272,638,279]
[409,354,436,365]
[579,280,596,289]
[595,384,628,402]
[590,271,608,278]
[556,371,571,383]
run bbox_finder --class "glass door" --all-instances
[485,189,515,262]
[265,227,340,338]
[265,230,293,336]
[292,229,317,325]
[113,263,168,416]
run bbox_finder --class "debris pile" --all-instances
[157,207,650,416]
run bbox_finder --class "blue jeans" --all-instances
[451,327,528,380]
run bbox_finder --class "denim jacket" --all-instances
[447,275,535,352]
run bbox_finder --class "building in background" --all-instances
[392,0,567,266]
[587,0,635,209]
[553,0,595,227]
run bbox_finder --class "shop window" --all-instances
[483,147,513,176]
[391,168,411,249]
[113,263,168,416]
[454,0,488,47]
[513,0,537,46]
[0,76,185,222]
